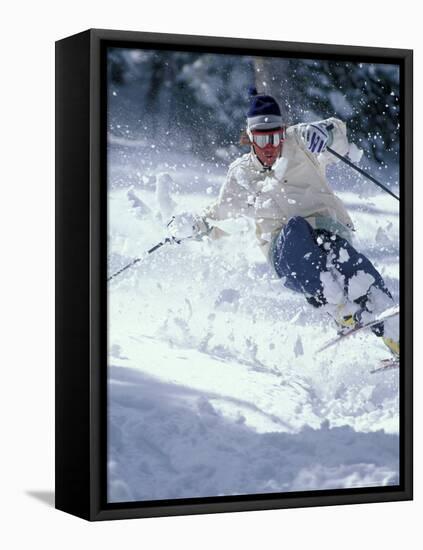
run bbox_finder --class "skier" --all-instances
[167,89,399,358]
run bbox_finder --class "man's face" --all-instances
[251,128,285,167]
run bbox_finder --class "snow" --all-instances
[107,146,400,503]
[348,142,364,163]
[320,271,344,305]
[155,172,177,220]
[328,91,354,118]
[347,271,376,302]
[126,187,151,218]
[108,365,399,502]
[337,246,350,263]
[375,226,392,246]
[294,335,304,357]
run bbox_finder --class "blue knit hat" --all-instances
[247,87,283,130]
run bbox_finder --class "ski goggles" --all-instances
[250,128,286,148]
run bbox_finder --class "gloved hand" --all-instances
[303,122,332,154]
[167,212,207,241]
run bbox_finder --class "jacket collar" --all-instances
[248,151,276,174]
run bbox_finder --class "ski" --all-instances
[317,305,399,353]
[370,358,400,374]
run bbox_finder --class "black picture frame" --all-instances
[55,28,413,521]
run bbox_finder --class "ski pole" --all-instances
[325,124,399,201]
[327,146,400,201]
[107,237,180,283]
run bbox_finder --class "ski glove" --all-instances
[167,212,208,241]
[303,122,332,154]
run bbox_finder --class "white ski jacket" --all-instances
[199,117,355,258]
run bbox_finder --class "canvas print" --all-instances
[107,47,400,503]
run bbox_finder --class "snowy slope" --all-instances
[107,148,400,503]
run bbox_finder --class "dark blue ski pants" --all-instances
[271,216,391,308]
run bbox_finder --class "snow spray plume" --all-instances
[325,124,399,202]
[108,237,180,282]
